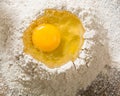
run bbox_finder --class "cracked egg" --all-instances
[23,9,85,68]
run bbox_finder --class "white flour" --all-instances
[96,0,120,69]
[0,0,119,96]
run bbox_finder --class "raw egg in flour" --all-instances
[23,9,85,68]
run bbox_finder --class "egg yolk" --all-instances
[32,24,61,52]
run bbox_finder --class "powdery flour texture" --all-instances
[0,0,119,96]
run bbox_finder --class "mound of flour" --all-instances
[0,0,114,96]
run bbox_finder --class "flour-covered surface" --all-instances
[77,0,120,96]
[77,66,120,96]
[0,0,120,96]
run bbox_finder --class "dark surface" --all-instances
[76,66,120,96]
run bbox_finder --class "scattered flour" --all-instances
[96,0,120,70]
[0,0,119,96]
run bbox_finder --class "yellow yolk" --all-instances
[32,24,61,52]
